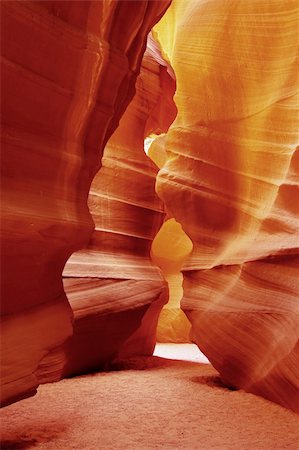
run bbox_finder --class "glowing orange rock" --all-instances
[0,0,171,406]
[146,133,193,343]
[154,0,299,411]
[151,218,193,343]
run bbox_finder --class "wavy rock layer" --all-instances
[154,0,299,411]
[146,136,194,343]
[60,35,176,376]
[151,218,193,343]
[1,0,171,406]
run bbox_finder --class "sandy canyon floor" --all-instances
[1,344,298,449]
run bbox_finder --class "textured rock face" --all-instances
[146,134,193,343]
[1,0,171,406]
[1,0,298,415]
[154,0,299,411]
[60,35,176,375]
[151,218,193,343]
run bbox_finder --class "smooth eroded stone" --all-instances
[58,33,176,377]
[1,0,171,406]
[154,0,299,411]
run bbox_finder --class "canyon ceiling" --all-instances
[1,0,298,413]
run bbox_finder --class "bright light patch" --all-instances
[144,136,156,155]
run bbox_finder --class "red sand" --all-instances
[1,344,298,449]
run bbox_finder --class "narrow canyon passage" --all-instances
[1,2,299,449]
[145,134,194,344]
[1,345,298,450]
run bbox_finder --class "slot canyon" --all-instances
[1,1,299,449]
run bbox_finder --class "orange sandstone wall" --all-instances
[1,0,171,406]
[154,0,299,411]
[60,36,176,376]
[151,218,193,343]
[147,135,194,343]
[2,0,298,414]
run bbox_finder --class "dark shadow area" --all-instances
[0,423,67,449]
[76,354,205,378]
[191,375,237,391]
[78,355,177,375]
[1,438,38,449]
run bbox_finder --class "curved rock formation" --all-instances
[1,0,171,406]
[1,0,298,415]
[145,134,193,343]
[60,35,176,376]
[151,217,193,343]
[154,0,299,411]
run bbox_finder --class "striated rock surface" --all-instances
[1,0,171,406]
[151,218,193,343]
[2,0,298,414]
[59,33,176,376]
[154,0,299,411]
[144,133,192,343]
[146,134,193,343]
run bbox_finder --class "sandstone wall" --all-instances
[60,35,176,376]
[1,0,171,406]
[154,0,299,411]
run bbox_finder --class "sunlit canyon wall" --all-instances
[1,0,298,413]
[154,0,299,412]
[1,0,171,406]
